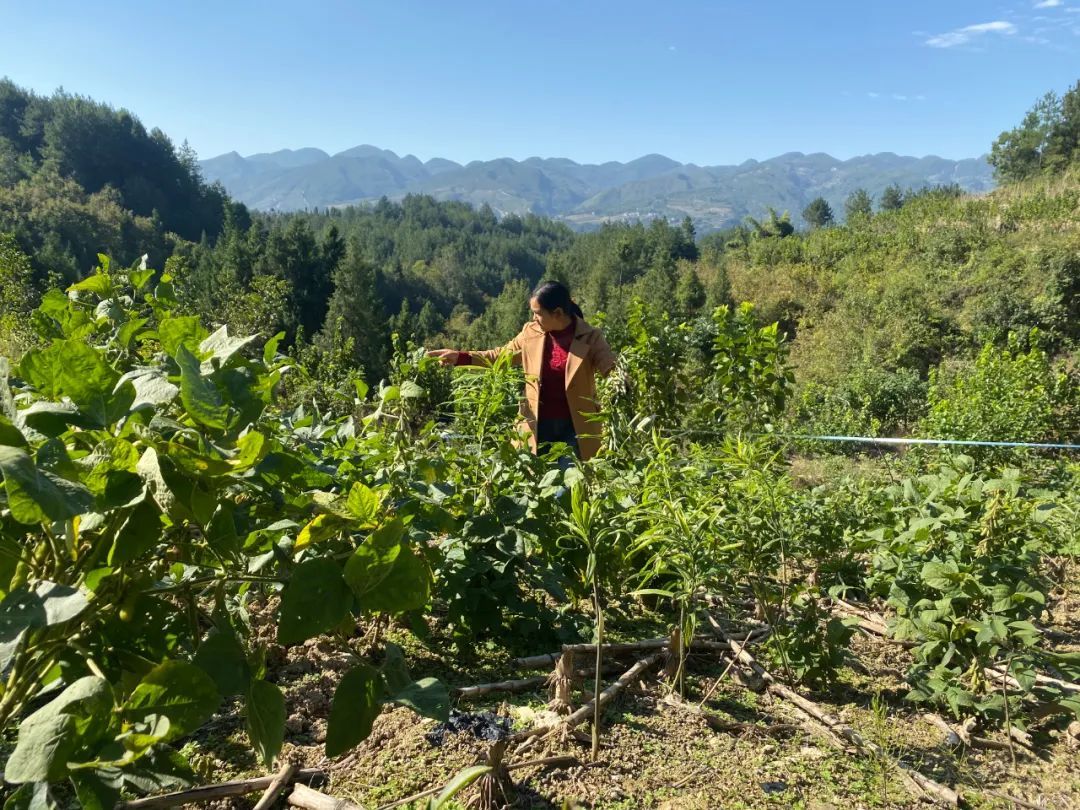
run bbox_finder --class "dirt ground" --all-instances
[184,563,1080,809]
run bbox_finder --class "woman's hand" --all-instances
[426,348,460,366]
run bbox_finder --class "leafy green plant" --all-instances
[629,434,739,695]
[860,456,1076,721]
[0,257,446,803]
[917,332,1079,466]
[561,478,631,758]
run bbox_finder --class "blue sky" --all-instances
[3,1,1078,165]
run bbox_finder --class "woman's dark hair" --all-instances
[532,280,584,319]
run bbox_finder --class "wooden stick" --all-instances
[514,633,764,670]
[511,652,560,668]
[982,790,1049,810]
[559,638,669,655]
[453,676,548,699]
[723,635,962,807]
[830,603,917,648]
[988,665,1080,695]
[287,784,362,810]
[253,763,299,810]
[118,770,325,809]
[923,713,1017,753]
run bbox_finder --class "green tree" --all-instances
[1044,80,1080,173]
[801,197,834,229]
[675,264,706,318]
[844,188,873,222]
[746,208,795,238]
[0,233,36,357]
[317,240,388,384]
[990,91,1062,182]
[416,300,443,343]
[879,184,905,211]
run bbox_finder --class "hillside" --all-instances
[200,145,995,229]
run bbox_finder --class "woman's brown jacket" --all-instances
[462,319,617,460]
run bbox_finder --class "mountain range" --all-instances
[199,145,995,230]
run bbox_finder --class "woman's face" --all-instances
[529,297,570,332]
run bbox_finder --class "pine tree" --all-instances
[802,197,834,229]
[879,184,905,212]
[317,240,388,384]
[844,188,873,222]
[675,264,706,318]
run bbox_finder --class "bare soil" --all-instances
[181,563,1080,809]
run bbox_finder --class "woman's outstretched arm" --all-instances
[426,327,527,368]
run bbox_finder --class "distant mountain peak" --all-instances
[199,144,993,229]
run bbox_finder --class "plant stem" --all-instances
[592,577,603,761]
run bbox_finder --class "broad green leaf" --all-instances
[70,772,121,810]
[19,401,85,436]
[123,660,220,741]
[921,560,959,591]
[232,431,268,470]
[35,581,89,627]
[158,316,208,358]
[193,629,251,696]
[344,520,404,600]
[400,381,424,399]
[118,746,196,793]
[118,367,179,410]
[353,378,369,400]
[0,414,27,447]
[346,482,382,525]
[116,316,149,349]
[263,331,285,365]
[4,782,59,810]
[136,447,179,516]
[109,497,162,565]
[246,679,286,766]
[294,514,343,552]
[69,273,113,297]
[0,588,45,671]
[55,341,122,426]
[390,678,450,722]
[380,642,412,695]
[176,344,229,430]
[325,664,381,757]
[277,558,352,645]
[81,437,140,496]
[5,677,113,783]
[4,713,77,782]
[354,545,429,615]
[199,326,258,369]
[130,267,156,290]
[0,446,94,524]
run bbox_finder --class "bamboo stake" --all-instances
[117,770,325,809]
[511,652,560,669]
[453,676,548,699]
[253,763,299,810]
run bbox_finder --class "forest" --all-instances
[0,77,1079,809]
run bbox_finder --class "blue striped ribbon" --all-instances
[776,434,1080,451]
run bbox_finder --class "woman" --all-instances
[428,281,617,461]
